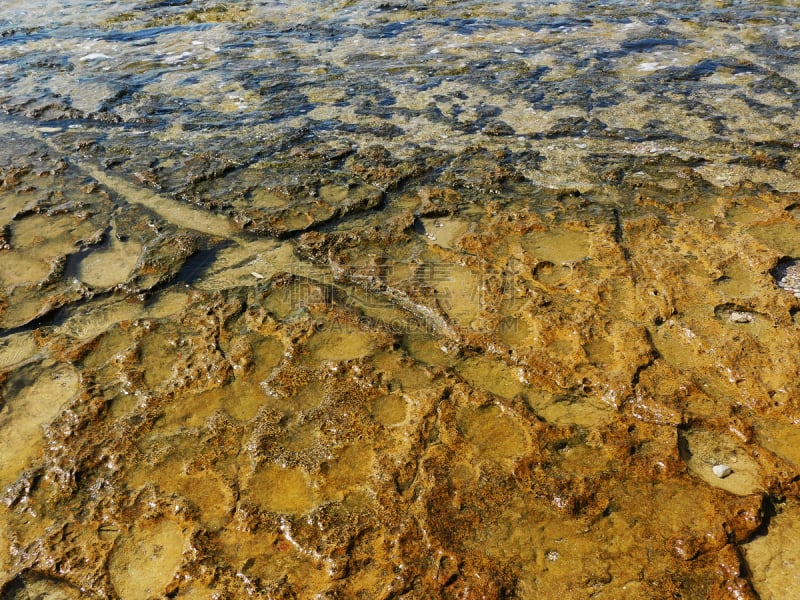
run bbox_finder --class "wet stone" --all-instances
[773,258,800,297]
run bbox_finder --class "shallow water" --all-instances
[1,1,800,598]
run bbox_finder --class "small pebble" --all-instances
[729,311,754,323]
[712,464,732,478]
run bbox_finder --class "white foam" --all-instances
[637,62,663,72]
[79,52,112,62]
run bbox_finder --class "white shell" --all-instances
[712,464,733,478]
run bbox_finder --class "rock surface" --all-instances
[1,1,800,598]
